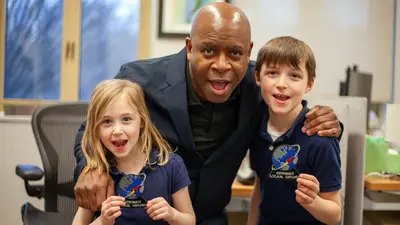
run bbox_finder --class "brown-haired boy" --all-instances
[247,36,342,225]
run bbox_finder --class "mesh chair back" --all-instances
[31,102,88,216]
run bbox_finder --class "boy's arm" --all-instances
[300,191,342,225]
[247,176,261,225]
[298,136,342,225]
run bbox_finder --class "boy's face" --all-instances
[255,61,314,115]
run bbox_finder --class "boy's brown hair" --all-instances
[254,36,316,83]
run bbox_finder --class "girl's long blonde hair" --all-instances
[82,79,172,173]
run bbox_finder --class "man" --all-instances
[74,3,342,225]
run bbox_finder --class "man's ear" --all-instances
[185,37,192,61]
[254,71,261,87]
[306,77,315,93]
[247,41,254,63]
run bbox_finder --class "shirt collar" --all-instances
[110,148,159,176]
[185,61,240,106]
[260,100,309,140]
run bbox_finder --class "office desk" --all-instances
[227,180,253,213]
[364,175,400,225]
[364,175,400,191]
[231,180,253,197]
[231,176,400,225]
[231,175,400,198]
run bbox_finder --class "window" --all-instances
[79,0,140,101]
[4,0,63,99]
[1,0,149,114]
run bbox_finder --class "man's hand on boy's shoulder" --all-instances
[74,169,115,211]
[302,105,341,138]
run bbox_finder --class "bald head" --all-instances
[185,2,253,103]
[190,2,251,41]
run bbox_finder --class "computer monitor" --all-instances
[340,66,372,131]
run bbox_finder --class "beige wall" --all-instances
[0,117,43,225]
[148,0,398,103]
[148,0,186,58]
[394,1,400,104]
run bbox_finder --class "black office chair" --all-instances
[15,102,88,225]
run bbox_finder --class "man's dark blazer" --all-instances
[74,48,263,225]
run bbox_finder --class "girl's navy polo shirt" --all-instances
[250,100,342,225]
[107,150,191,225]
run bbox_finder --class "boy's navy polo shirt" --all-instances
[250,100,342,225]
[107,149,191,225]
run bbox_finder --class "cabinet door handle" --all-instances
[65,42,71,59]
[70,42,75,60]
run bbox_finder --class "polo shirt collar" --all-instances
[110,148,159,176]
[260,100,309,140]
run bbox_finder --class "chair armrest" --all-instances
[15,164,45,198]
[16,165,44,181]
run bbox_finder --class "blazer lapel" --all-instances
[162,48,196,153]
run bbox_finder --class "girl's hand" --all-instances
[146,197,176,222]
[295,174,320,205]
[100,196,125,225]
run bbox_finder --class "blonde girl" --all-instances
[72,79,195,225]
